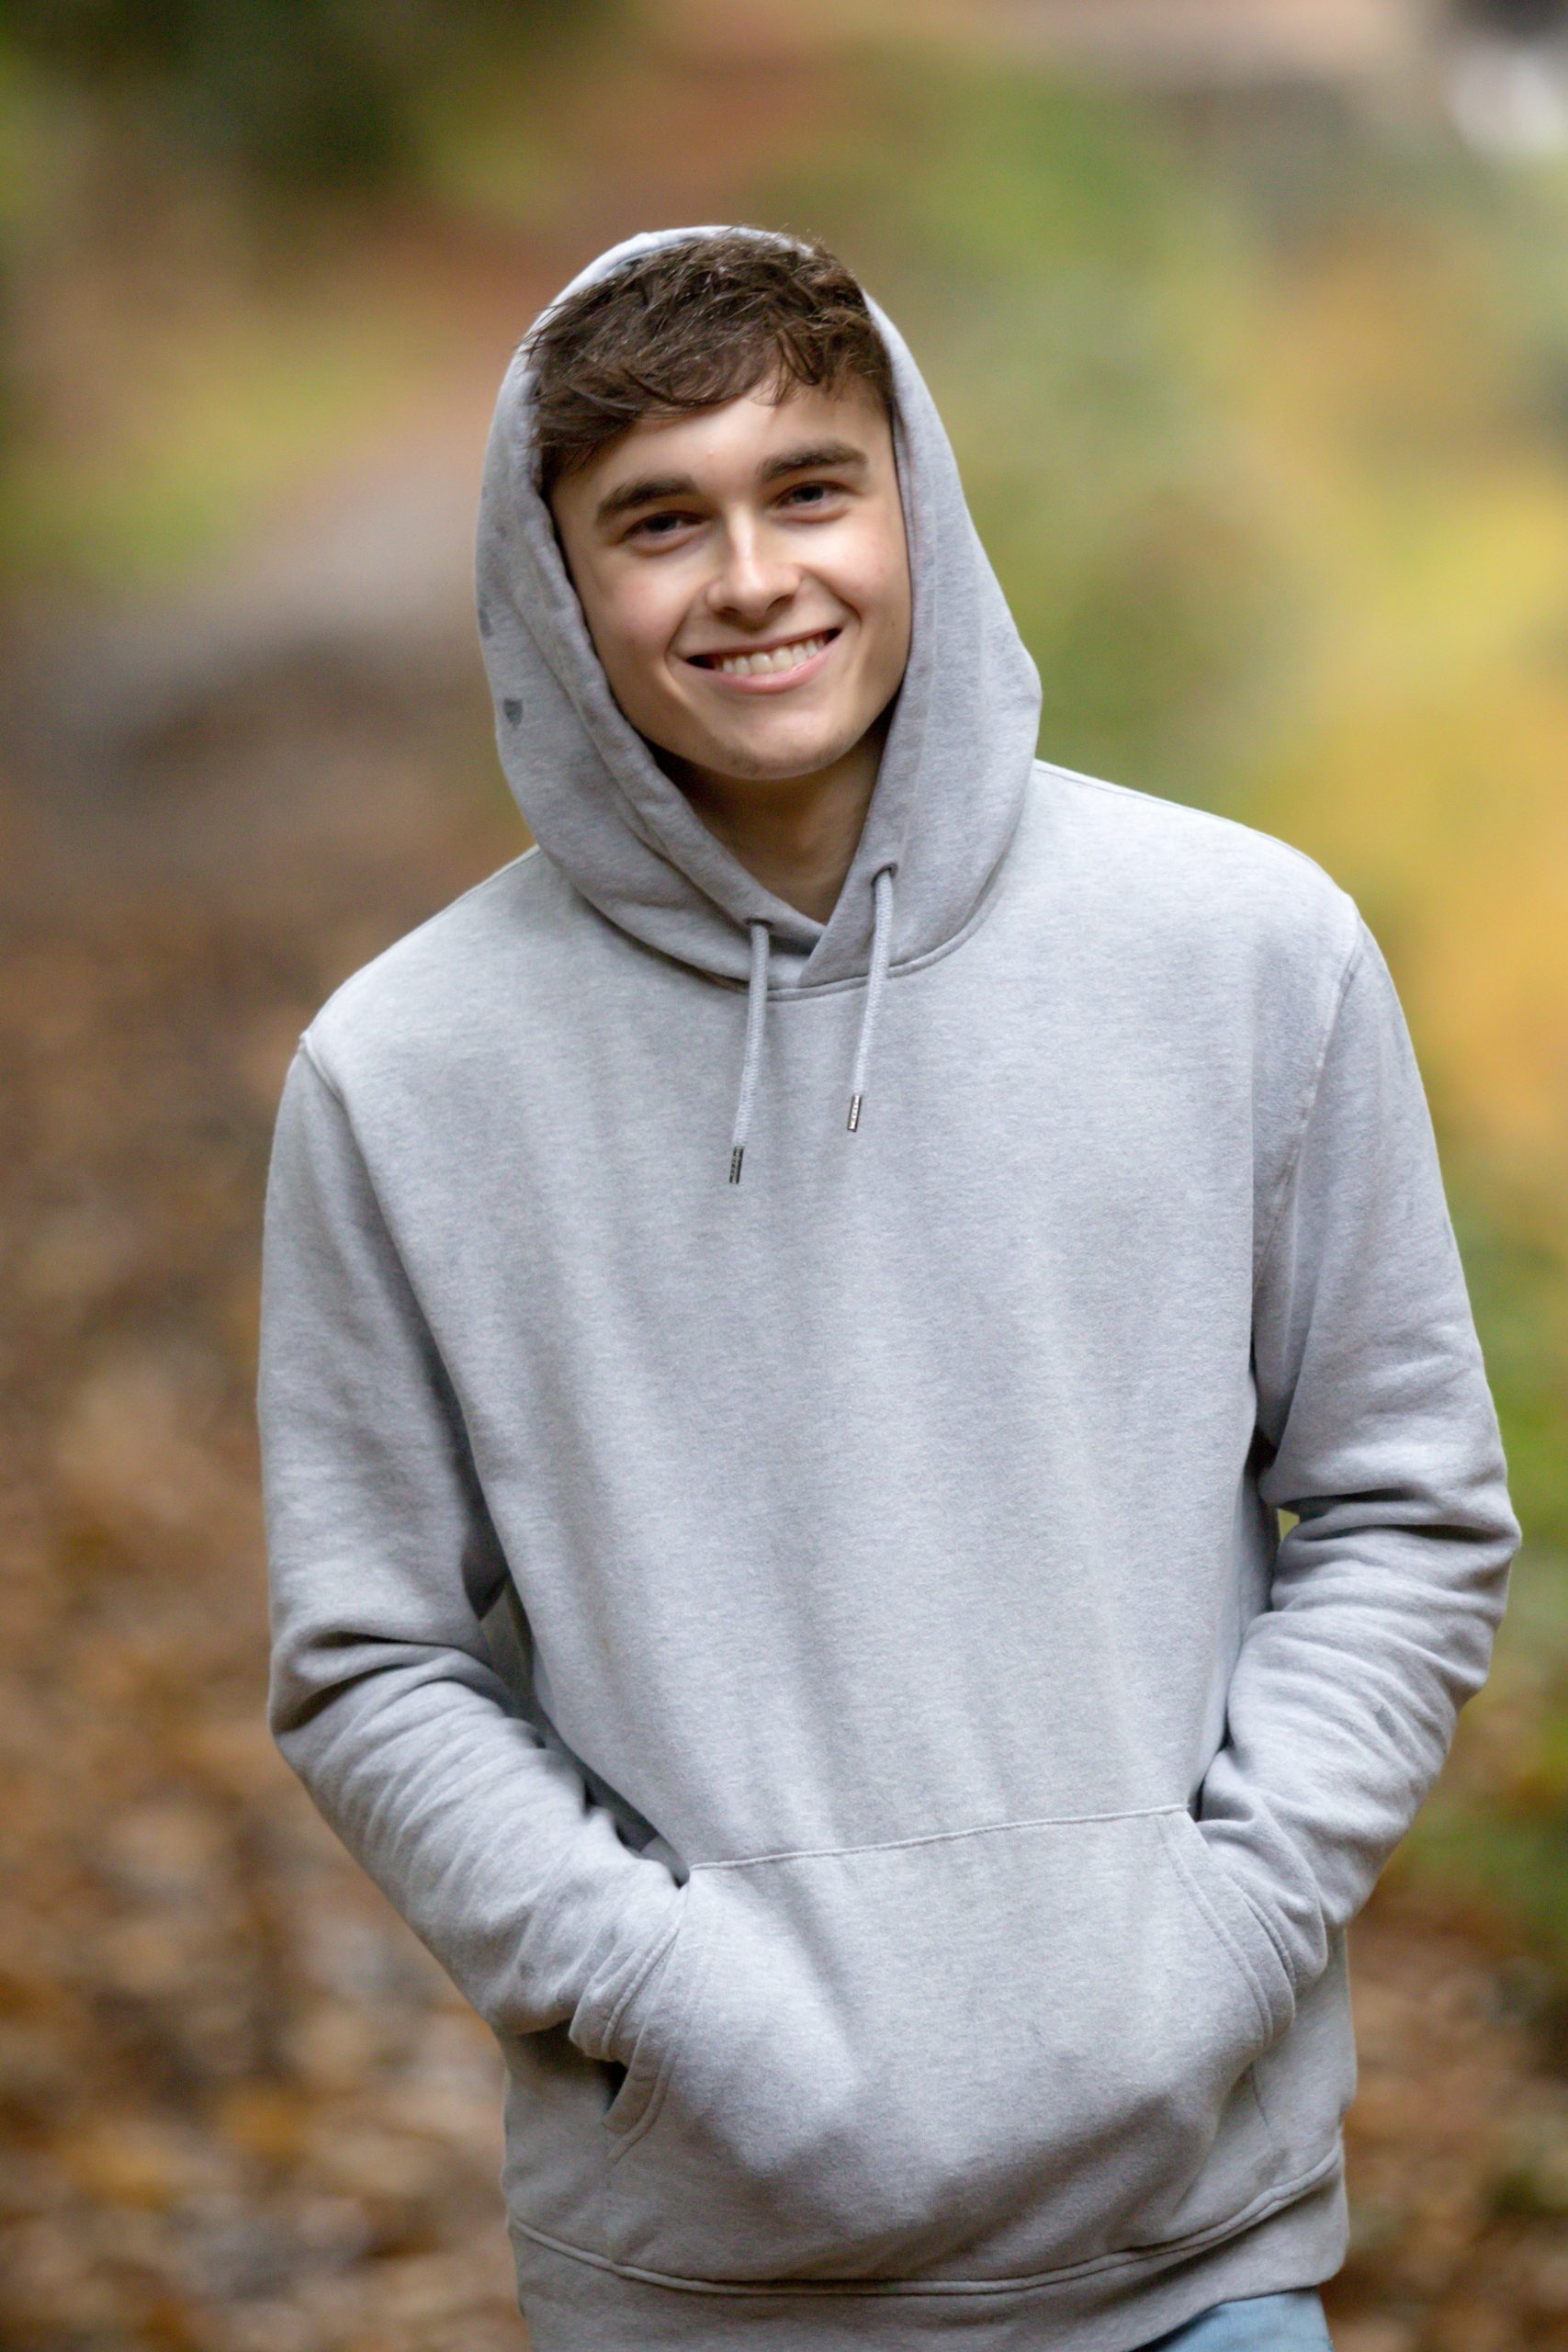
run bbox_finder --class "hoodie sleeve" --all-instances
[257,1039,685,2060]
[1197,914,1520,2013]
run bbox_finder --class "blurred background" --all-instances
[1,1,1566,2346]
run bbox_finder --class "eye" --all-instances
[779,481,840,509]
[626,509,700,544]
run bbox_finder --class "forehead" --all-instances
[550,379,896,526]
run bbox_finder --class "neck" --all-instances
[664,716,888,925]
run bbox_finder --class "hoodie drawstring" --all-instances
[728,918,772,1185]
[848,863,896,1135]
[727,864,897,1184]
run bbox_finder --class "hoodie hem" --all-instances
[507,2146,1346,2348]
[509,2140,1341,2298]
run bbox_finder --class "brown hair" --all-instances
[527,230,897,502]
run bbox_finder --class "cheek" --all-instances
[581,570,684,701]
[830,534,911,657]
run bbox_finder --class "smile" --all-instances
[683,628,840,690]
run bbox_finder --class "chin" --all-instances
[703,722,865,784]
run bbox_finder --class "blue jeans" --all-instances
[1140,2289,1335,2349]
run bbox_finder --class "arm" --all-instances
[257,1040,682,2059]
[1199,917,1520,2012]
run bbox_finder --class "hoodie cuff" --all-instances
[1161,1813,1299,2047]
[568,1865,689,2064]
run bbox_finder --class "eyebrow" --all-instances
[592,441,870,528]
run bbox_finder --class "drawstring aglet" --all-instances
[847,1094,863,1133]
[729,1144,745,1183]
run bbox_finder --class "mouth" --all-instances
[682,627,841,693]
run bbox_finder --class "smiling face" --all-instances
[547,379,912,794]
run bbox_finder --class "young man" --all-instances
[258,227,1520,2352]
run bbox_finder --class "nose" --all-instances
[705,513,797,627]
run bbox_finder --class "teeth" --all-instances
[714,633,829,677]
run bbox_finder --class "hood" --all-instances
[473,224,1042,1179]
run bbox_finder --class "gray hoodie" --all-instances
[258,227,1520,2352]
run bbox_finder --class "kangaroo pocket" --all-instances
[597,1807,1295,2285]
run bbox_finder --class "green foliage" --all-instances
[0,0,590,194]
[1395,1539,1568,1974]
[751,49,1306,806]
[1413,1195,1568,1978]
[1454,1195,1568,1558]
